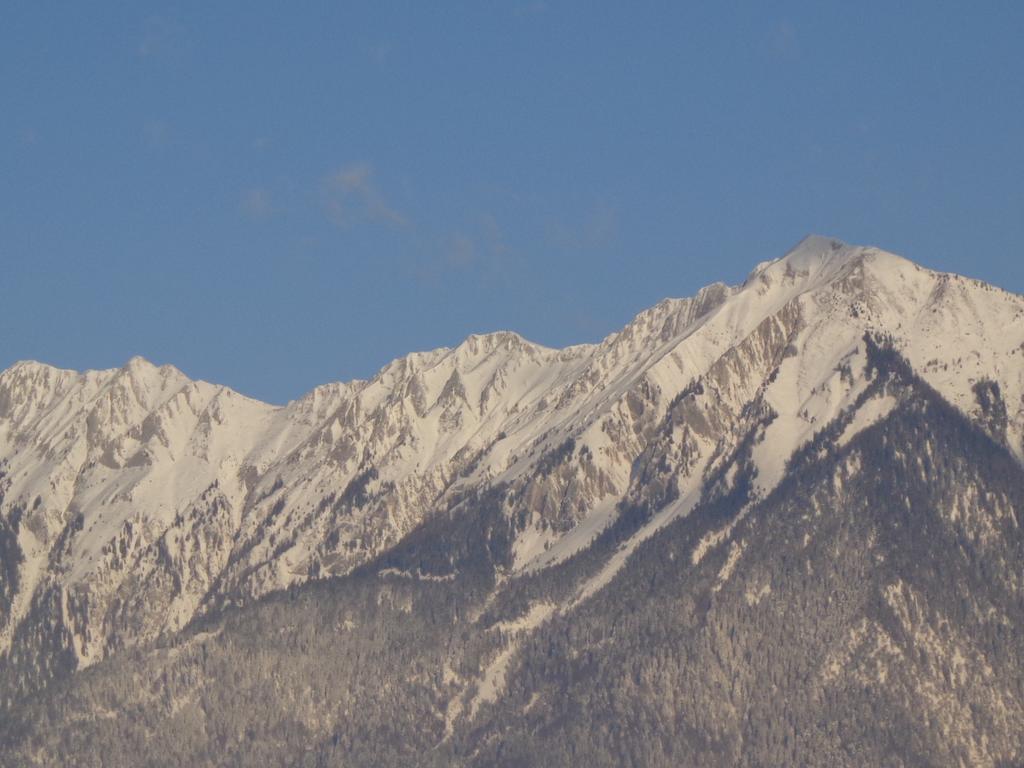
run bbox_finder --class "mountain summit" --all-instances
[2,237,1023,766]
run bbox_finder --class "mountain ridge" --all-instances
[1,235,1023,729]
[4,329,1022,767]
[6,233,1018,409]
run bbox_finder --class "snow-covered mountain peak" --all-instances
[0,361,85,424]
[2,237,1022,685]
[121,354,158,373]
[115,355,185,386]
[450,330,548,366]
[757,234,858,283]
[782,232,848,261]
[0,359,80,391]
[4,359,67,377]
[744,234,892,287]
[107,356,192,402]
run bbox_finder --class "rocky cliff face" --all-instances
[1,236,1023,766]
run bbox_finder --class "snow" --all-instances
[467,602,556,719]
[511,520,561,571]
[2,234,1022,666]
[745,580,772,606]
[573,486,704,606]
[839,394,897,447]
[713,538,746,591]
[751,327,867,496]
[520,497,619,573]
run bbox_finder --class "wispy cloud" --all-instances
[138,16,190,63]
[412,214,516,285]
[240,187,274,219]
[445,233,477,268]
[513,1,548,18]
[460,214,515,273]
[323,164,408,229]
[768,21,800,60]
[367,41,395,65]
[546,204,618,251]
[143,119,171,148]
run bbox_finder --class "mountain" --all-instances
[1,236,1023,766]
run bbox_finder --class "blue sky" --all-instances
[3,2,1023,403]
